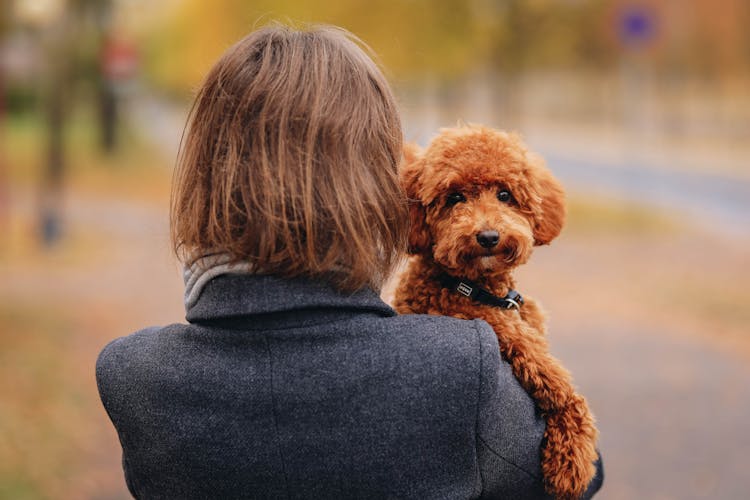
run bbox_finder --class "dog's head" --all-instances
[401,125,565,281]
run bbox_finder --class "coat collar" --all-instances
[185,273,396,328]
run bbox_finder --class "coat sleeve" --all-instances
[472,320,603,499]
[96,327,161,499]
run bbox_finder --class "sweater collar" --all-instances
[184,271,396,326]
[183,253,256,310]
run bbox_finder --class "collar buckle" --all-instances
[503,298,521,310]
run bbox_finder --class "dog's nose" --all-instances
[476,230,500,248]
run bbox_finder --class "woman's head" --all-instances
[171,24,407,291]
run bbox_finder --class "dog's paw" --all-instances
[541,395,599,499]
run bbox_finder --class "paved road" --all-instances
[553,326,750,500]
[541,150,750,237]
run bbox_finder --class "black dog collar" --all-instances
[439,274,524,310]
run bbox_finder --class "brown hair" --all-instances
[171,24,407,291]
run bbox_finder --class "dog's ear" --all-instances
[406,202,431,254]
[527,155,566,246]
[400,143,431,254]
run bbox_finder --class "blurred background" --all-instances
[1,0,748,498]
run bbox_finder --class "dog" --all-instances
[393,125,598,499]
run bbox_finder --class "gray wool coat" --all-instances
[96,273,603,499]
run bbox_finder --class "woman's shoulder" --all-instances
[383,312,498,345]
[367,313,501,367]
[95,325,176,391]
[96,325,163,365]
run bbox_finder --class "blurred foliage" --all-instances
[3,84,37,114]
[0,5,8,35]
[4,0,750,101]
[134,0,750,94]
[489,0,615,72]
[142,0,486,92]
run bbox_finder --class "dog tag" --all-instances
[457,282,473,297]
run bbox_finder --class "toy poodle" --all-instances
[393,125,598,499]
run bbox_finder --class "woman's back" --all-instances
[97,274,552,499]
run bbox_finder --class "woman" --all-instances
[96,24,602,499]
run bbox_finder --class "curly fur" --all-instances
[394,125,599,499]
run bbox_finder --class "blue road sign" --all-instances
[618,5,657,49]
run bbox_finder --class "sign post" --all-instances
[99,36,138,153]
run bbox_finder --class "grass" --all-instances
[566,194,680,236]
[658,279,750,336]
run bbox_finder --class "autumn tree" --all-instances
[139,0,487,94]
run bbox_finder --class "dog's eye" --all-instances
[446,192,466,207]
[497,190,513,203]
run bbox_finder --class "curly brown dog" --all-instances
[393,125,598,500]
